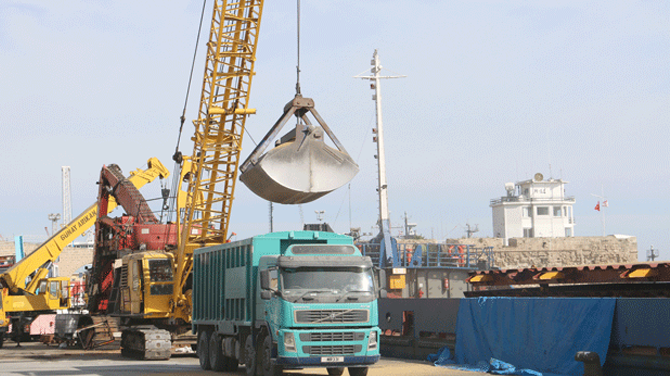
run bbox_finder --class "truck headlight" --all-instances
[367,330,378,351]
[284,332,296,352]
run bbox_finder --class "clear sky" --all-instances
[1,1,668,260]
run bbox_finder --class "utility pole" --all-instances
[62,166,72,225]
[299,204,304,229]
[48,213,61,237]
[315,210,325,223]
[647,245,659,261]
[268,202,273,233]
[465,223,479,238]
[402,212,417,238]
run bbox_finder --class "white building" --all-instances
[490,173,575,244]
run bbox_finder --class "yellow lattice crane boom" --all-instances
[173,0,264,315]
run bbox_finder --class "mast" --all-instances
[355,50,405,265]
[372,51,390,231]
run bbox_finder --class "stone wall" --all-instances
[401,236,638,269]
[0,241,93,278]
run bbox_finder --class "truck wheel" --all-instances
[259,335,283,376]
[244,334,256,376]
[224,355,239,372]
[209,333,226,371]
[348,366,368,376]
[327,367,344,375]
[198,330,211,370]
[0,332,4,349]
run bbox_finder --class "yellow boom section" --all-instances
[174,0,264,308]
[1,158,169,294]
[181,0,263,246]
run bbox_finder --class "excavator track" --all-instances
[120,326,172,360]
[77,316,119,350]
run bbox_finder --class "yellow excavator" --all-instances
[0,158,169,347]
[79,0,359,360]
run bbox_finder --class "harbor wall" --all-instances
[441,235,638,269]
[3,235,638,280]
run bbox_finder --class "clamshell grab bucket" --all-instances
[240,95,359,204]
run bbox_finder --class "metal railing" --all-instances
[490,196,576,205]
[355,241,494,269]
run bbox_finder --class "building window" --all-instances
[522,207,531,217]
[523,228,534,238]
[563,207,567,216]
[553,206,562,216]
[537,207,549,216]
[565,228,572,237]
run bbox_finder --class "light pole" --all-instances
[48,213,61,237]
[647,245,659,261]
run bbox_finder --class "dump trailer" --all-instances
[193,231,384,376]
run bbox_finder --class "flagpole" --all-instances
[601,185,606,236]
[591,186,607,236]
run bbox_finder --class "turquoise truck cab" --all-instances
[259,243,383,373]
[192,231,385,376]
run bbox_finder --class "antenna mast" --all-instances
[465,223,479,238]
[355,50,405,264]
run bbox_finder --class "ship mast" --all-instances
[356,50,405,265]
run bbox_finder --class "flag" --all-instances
[594,202,600,211]
[603,200,608,207]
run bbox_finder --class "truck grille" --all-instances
[303,345,362,355]
[295,309,369,324]
[299,332,365,342]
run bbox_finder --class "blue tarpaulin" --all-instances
[444,297,616,376]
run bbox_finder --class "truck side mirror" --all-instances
[377,269,386,289]
[260,290,272,300]
[260,269,271,290]
[379,289,387,299]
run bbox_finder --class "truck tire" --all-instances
[244,334,256,376]
[198,330,211,370]
[327,367,344,375]
[258,335,283,376]
[209,333,226,371]
[348,367,368,376]
[0,332,4,349]
[224,355,239,372]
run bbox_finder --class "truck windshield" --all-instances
[280,267,374,302]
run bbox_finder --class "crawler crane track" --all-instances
[120,326,172,360]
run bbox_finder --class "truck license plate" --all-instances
[321,357,344,363]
